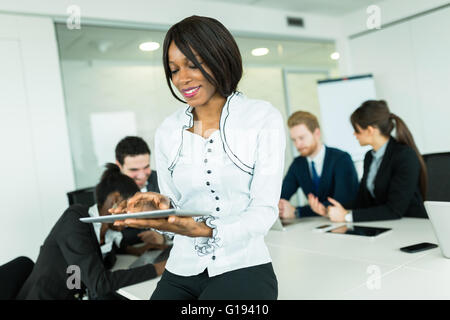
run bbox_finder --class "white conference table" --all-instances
[112,217,450,300]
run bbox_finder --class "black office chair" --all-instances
[67,186,96,207]
[422,152,450,201]
[0,256,34,299]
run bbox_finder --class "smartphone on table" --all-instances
[400,242,438,253]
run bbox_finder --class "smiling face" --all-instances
[116,154,151,189]
[168,41,224,108]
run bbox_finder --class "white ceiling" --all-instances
[198,0,385,16]
[55,24,338,69]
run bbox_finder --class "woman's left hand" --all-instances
[114,216,213,238]
[327,197,349,222]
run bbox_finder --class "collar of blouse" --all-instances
[159,91,284,177]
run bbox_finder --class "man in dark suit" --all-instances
[279,111,359,218]
[115,136,166,250]
[16,164,166,300]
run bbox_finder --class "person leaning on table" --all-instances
[111,15,285,300]
[325,100,428,223]
[16,164,166,300]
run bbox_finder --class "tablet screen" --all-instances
[327,225,391,237]
[79,209,211,224]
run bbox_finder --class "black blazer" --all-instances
[352,137,427,222]
[16,204,157,300]
[146,170,160,193]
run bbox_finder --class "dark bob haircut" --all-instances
[162,15,243,103]
[95,163,139,208]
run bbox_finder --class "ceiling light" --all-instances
[139,42,160,52]
[251,47,269,57]
[330,52,340,60]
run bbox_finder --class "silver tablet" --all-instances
[79,209,211,224]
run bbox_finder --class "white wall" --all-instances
[0,13,75,264]
[347,4,450,154]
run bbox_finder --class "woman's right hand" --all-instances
[109,192,171,214]
[108,192,171,229]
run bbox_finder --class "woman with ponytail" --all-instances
[326,100,428,222]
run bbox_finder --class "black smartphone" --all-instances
[400,242,438,253]
[316,224,331,229]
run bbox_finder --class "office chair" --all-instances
[67,186,96,207]
[422,152,450,201]
[0,256,34,299]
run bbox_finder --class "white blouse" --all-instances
[154,92,286,277]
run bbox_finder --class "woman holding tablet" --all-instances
[112,15,285,299]
[326,100,428,222]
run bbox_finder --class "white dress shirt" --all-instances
[306,144,326,177]
[154,92,286,277]
[88,205,123,256]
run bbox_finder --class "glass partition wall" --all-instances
[55,23,338,207]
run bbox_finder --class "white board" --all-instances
[317,74,376,162]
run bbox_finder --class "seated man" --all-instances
[115,136,167,252]
[279,111,359,218]
[17,163,166,300]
